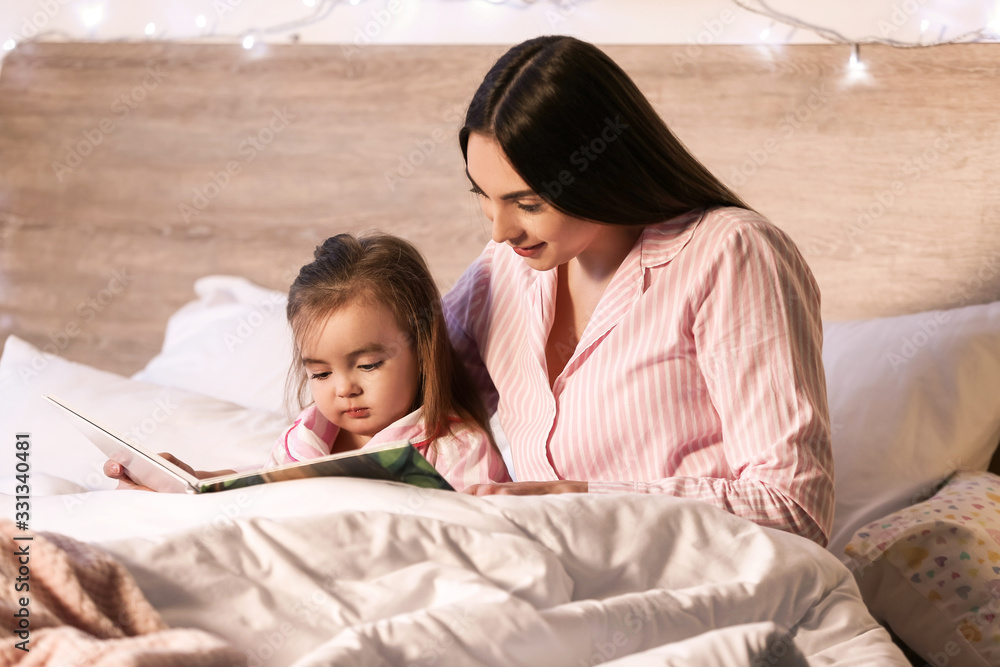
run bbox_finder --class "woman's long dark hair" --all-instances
[460,36,749,225]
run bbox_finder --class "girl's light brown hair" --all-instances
[285,232,495,451]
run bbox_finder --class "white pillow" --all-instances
[824,300,1000,559]
[0,335,286,495]
[132,275,294,414]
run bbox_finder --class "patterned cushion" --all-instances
[846,471,1000,665]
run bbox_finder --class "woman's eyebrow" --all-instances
[465,169,537,201]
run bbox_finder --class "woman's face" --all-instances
[465,132,607,272]
[301,300,419,445]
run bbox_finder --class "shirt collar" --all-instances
[639,208,706,270]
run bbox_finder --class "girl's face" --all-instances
[466,132,609,272]
[301,300,420,444]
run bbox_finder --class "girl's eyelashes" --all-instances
[469,185,485,197]
[308,360,384,379]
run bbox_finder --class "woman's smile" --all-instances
[511,241,545,258]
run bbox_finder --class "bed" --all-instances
[1,40,999,665]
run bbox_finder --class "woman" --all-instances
[446,35,834,546]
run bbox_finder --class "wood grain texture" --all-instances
[0,42,998,375]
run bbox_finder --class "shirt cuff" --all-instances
[586,480,644,494]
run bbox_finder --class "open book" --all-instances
[45,395,455,494]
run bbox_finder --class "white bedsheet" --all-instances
[1,479,908,665]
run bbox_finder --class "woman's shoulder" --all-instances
[693,206,776,236]
[639,206,779,268]
[681,206,800,257]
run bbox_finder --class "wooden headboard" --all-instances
[1,42,998,375]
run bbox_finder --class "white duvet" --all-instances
[2,478,908,666]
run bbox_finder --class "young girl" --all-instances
[271,231,509,490]
[105,232,509,492]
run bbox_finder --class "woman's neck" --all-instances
[569,224,644,287]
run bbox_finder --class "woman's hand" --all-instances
[463,480,588,496]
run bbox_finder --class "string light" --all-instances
[0,0,566,61]
[79,6,104,29]
[848,43,864,71]
[990,5,1000,34]
[5,0,996,71]
[732,0,1000,47]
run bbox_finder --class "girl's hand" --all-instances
[102,459,154,492]
[463,481,588,496]
[103,453,233,491]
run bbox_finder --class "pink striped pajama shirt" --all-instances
[443,206,835,545]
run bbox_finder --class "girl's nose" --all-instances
[335,376,361,398]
